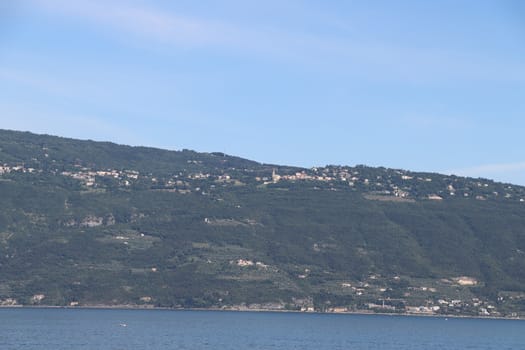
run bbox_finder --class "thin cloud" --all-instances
[28,0,238,47]
[26,0,525,84]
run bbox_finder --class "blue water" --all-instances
[0,309,523,349]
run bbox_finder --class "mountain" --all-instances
[0,129,524,317]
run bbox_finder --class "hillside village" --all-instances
[2,158,525,203]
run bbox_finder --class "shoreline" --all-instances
[1,304,522,321]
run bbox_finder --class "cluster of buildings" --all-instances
[0,164,37,174]
[2,160,525,203]
[61,168,139,187]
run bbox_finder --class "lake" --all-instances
[0,308,523,349]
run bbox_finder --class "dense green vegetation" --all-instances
[0,129,524,317]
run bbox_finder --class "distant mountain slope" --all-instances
[0,129,524,317]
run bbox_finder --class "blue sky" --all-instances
[1,0,524,184]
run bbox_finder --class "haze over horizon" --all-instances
[1,1,524,185]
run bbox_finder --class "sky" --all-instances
[1,0,524,185]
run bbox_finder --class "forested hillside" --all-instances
[1,129,524,317]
